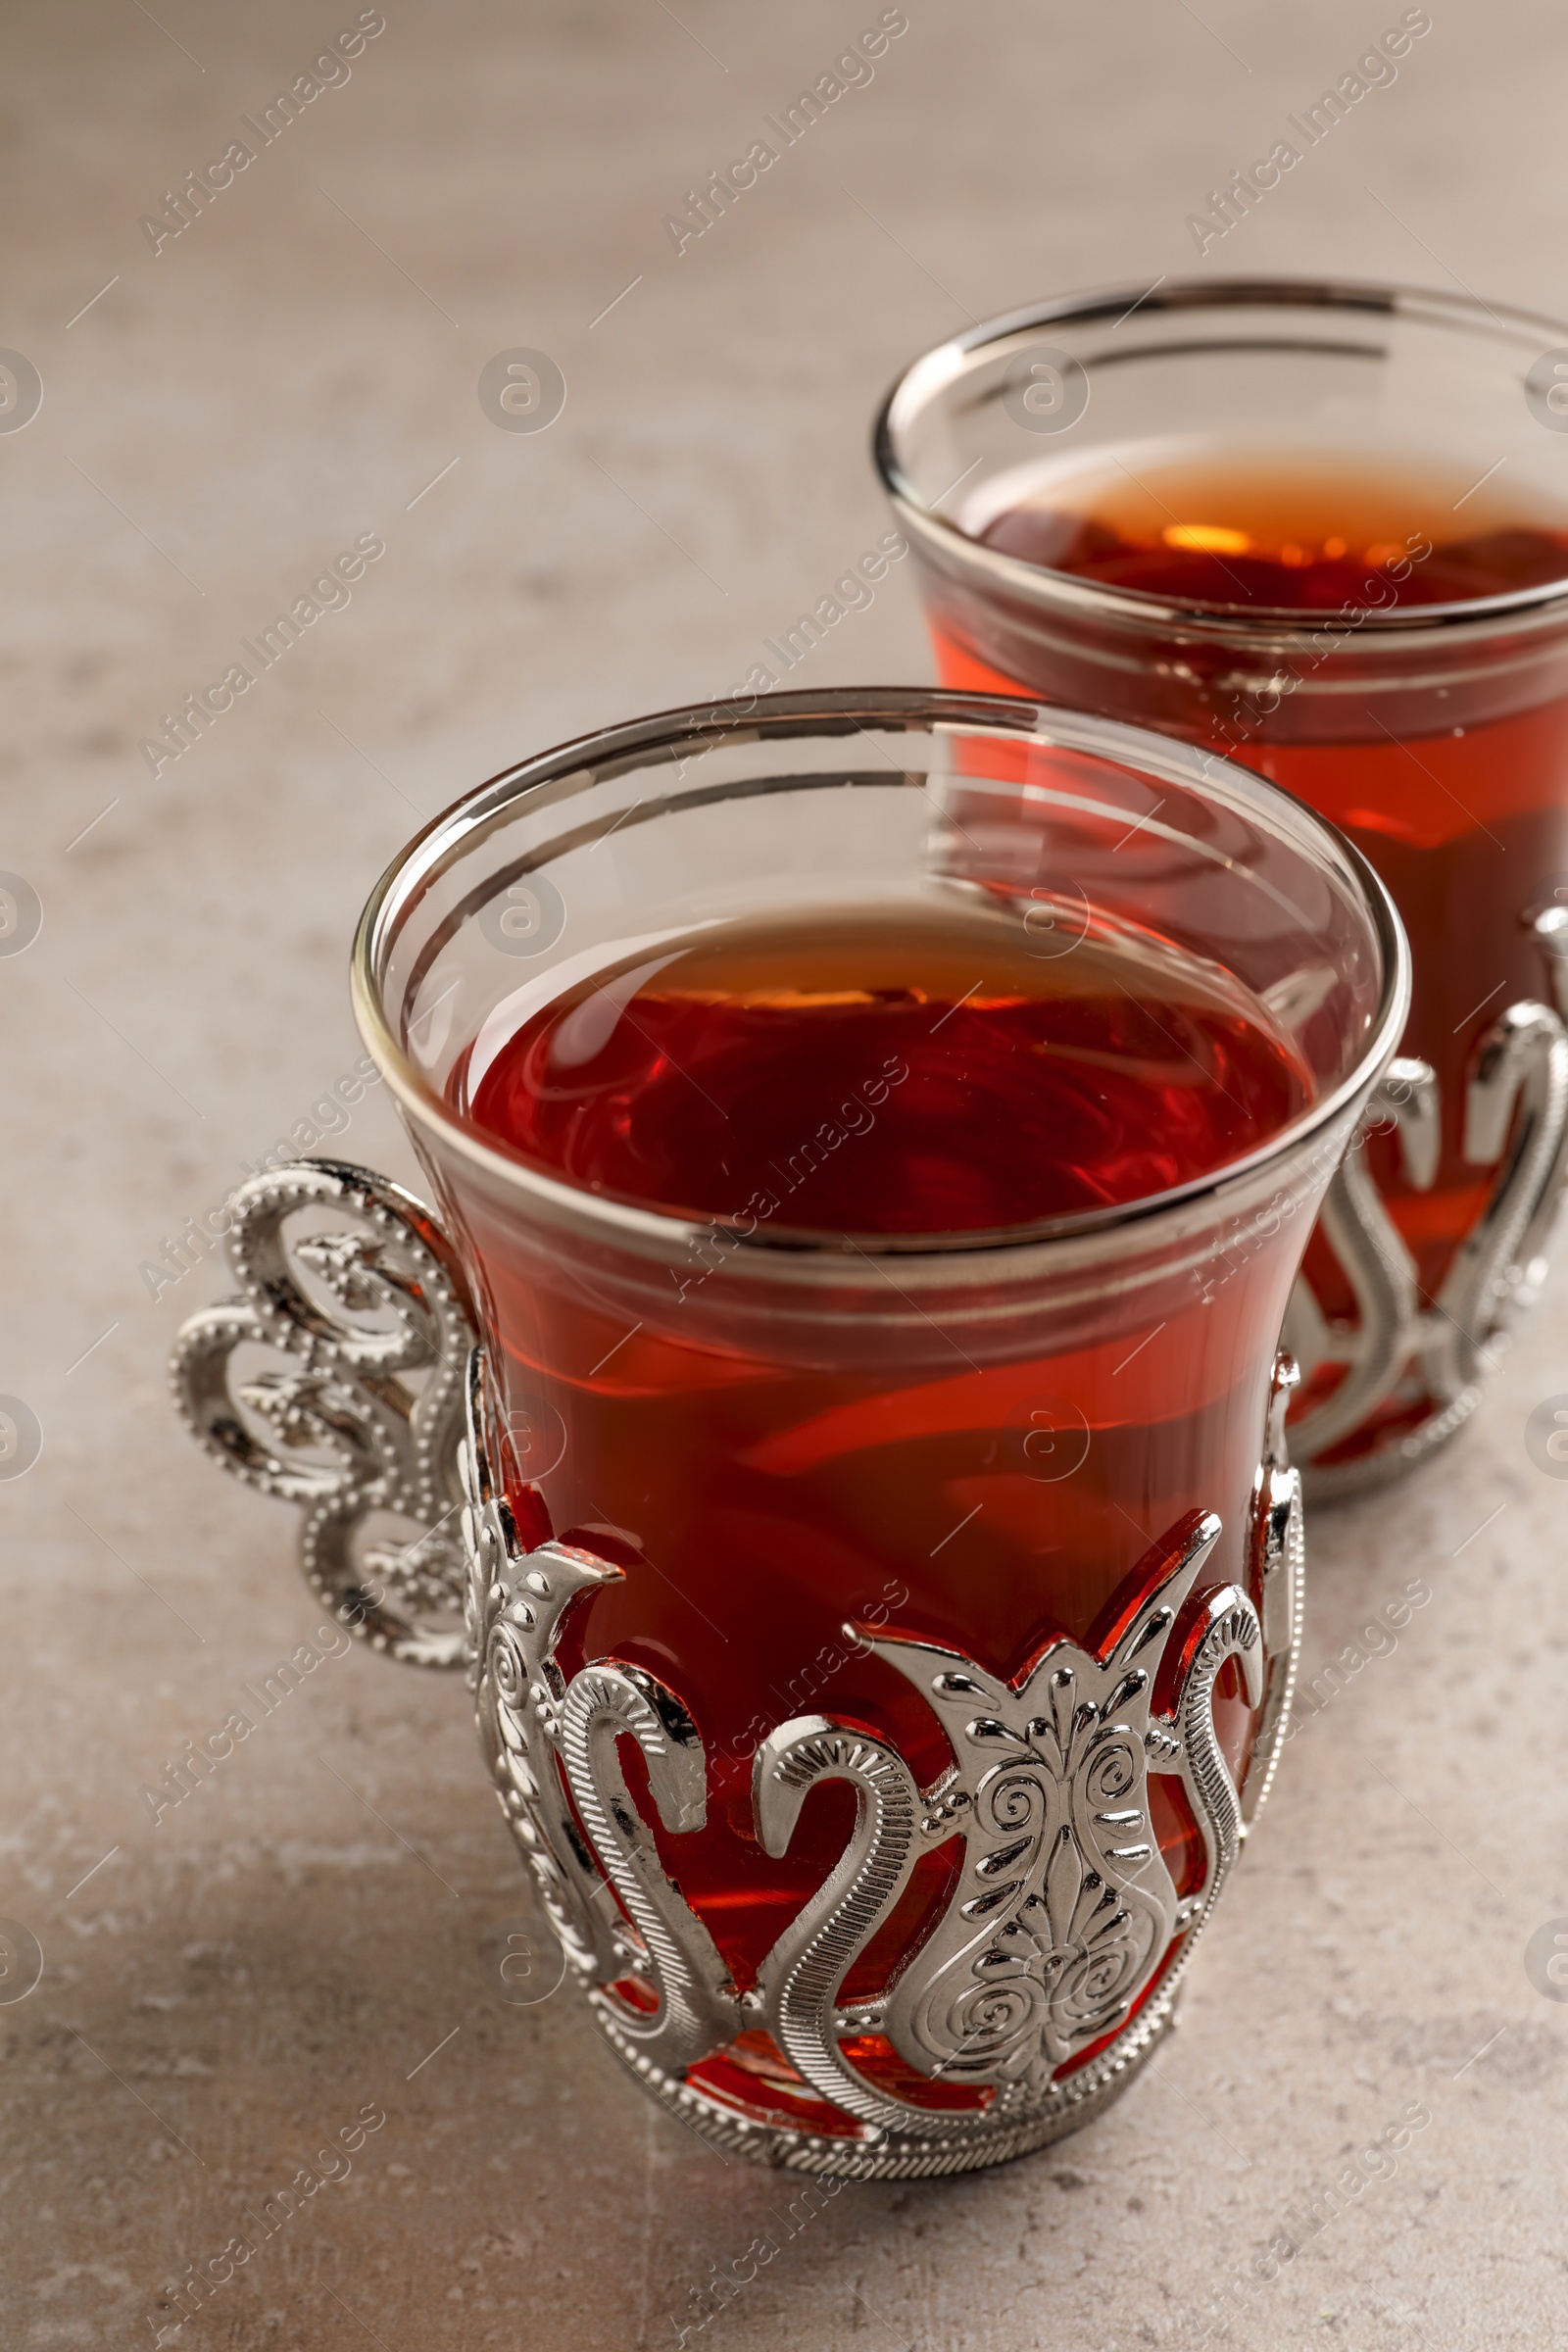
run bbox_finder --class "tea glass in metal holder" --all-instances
[172,690,1406,2175]
[876,280,1568,1494]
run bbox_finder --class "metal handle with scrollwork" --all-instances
[170,1159,477,1667]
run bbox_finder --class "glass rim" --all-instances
[350,686,1410,1274]
[872,272,1568,644]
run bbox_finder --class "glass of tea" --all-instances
[189,685,1385,2180]
[875,280,1568,1494]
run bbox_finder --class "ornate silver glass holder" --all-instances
[172,1155,1304,2180]
[1285,953,1568,1501]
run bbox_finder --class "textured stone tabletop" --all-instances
[4,0,1568,2344]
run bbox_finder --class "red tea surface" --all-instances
[971,448,1568,611]
[457,901,1311,1234]
[934,446,1568,1459]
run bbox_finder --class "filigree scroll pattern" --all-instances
[1286,995,1568,1496]
[171,1158,476,1666]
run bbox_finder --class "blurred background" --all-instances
[4,3,1567,2346]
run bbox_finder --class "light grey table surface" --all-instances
[4,1,1567,2345]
